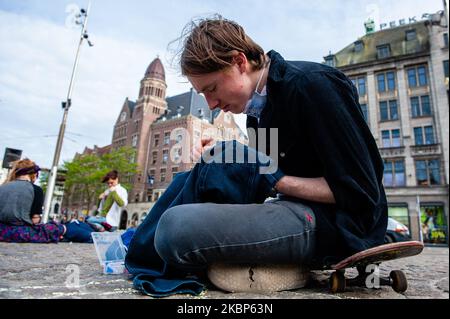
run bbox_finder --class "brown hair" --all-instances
[4,158,38,184]
[102,170,119,183]
[175,15,265,76]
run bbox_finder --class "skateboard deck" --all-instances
[326,241,424,293]
[332,241,424,270]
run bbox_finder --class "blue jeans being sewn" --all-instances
[125,140,314,276]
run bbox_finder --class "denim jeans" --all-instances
[63,220,94,243]
[86,216,106,224]
[154,198,316,271]
[126,140,317,278]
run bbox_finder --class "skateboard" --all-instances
[325,241,424,293]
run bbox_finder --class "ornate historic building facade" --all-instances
[324,9,449,245]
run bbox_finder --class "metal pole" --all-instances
[417,195,423,243]
[42,2,91,223]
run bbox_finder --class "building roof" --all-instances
[145,57,165,81]
[77,144,111,157]
[126,99,136,115]
[157,88,219,123]
[329,21,430,68]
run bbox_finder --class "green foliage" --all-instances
[38,170,49,194]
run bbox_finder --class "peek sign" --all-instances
[379,13,435,30]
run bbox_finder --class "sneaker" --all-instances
[207,263,310,293]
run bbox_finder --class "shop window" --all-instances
[388,206,410,229]
[420,205,448,244]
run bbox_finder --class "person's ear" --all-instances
[232,52,248,73]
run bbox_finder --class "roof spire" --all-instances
[144,56,165,81]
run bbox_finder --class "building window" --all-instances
[160,168,166,182]
[415,159,441,185]
[386,72,395,91]
[154,134,159,147]
[444,33,448,48]
[405,29,416,41]
[444,60,449,78]
[410,95,432,118]
[414,126,435,145]
[357,77,366,96]
[351,77,366,96]
[379,100,398,121]
[354,40,364,52]
[377,74,386,92]
[131,135,138,147]
[417,66,427,86]
[152,151,157,165]
[324,54,335,67]
[379,102,388,120]
[424,126,435,145]
[381,129,401,148]
[162,149,169,164]
[377,44,391,59]
[383,160,405,187]
[388,206,410,230]
[164,132,170,145]
[148,169,155,186]
[420,205,448,244]
[172,167,178,178]
[360,104,368,123]
[407,69,416,87]
[377,71,396,92]
[407,66,428,88]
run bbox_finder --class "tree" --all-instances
[39,168,67,195]
[62,146,138,212]
[98,146,138,192]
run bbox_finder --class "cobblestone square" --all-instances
[0,242,447,299]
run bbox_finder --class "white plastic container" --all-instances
[91,232,127,274]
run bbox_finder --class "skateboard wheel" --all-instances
[390,270,407,293]
[330,272,346,293]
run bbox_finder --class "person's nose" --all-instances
[204,94,220,110]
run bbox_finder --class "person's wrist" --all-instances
[274,176,287,193]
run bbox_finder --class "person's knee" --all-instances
[154,206,198,265]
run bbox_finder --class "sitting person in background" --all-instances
[0,159,95,243]
[0,159,65,243]
[86,170,128,232]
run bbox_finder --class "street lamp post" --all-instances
[42,2,93,223]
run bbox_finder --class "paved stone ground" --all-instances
[0,242,448,299]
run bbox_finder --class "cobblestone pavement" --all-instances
[0,242,448,299]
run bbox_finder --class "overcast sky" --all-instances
[0,0,445,168]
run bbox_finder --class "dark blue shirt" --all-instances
[248,50,388,262]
